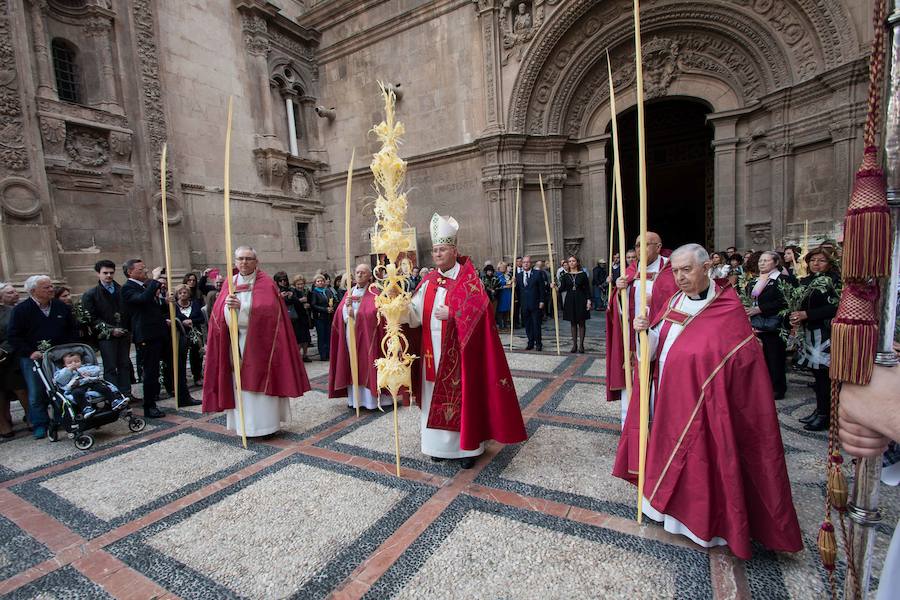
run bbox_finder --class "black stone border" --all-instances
[0,418,177,483]
[0,514,53,581]
[3,565,113,599]
[538,379,618,425]
[11,427,277,540]
[362,493,714,599]
[105,452,437,600]
[475,418,634,519]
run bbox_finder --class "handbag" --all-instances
[286,303,299,320]
[750,313,782,332]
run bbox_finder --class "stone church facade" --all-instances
[0,0,874,289]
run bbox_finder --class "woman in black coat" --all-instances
[789,248,840,431]
[173,284,205,402]
[558,255,591,353]
[274,272,313,363]
[309,274,338,361]
[745,250,792,399]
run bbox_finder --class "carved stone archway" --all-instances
[482,0,862,262]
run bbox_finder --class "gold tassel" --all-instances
[827,452,849,511]
[818,519,838,571]
[829,283,879,385]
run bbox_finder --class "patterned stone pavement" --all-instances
[0,318,896,599]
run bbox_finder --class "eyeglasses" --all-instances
[235,257,257,262]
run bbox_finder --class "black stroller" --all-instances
[33,343,145,450]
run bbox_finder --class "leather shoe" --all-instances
[799,409,818,424]
[179,398,202,407]
[803,415,829,431]
[525,344,534,350]
[535,345,543,352]
[144,407,166,418]
[430,456,445,463]
[459,457,478,469]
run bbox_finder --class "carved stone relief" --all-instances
[132,0,169,179]
[0,0,29,173]
[748,222,773,247]
[0,177,41,219]
[108,131,133,161]
[499,0,544,65]
[65,127,109,167]
[153,191,182,225]
[508,0,852,135]
[253,147,288,190]
[290,171,311,198]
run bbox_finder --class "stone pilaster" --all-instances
[473,0,504,135]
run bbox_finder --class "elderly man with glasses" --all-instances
[202,246,310,438]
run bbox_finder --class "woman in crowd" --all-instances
[174,284,205,389]
[495,261,512,330]
[183,272,204,301]
[783,245,802,277]
[309,274,338,361]
[708,251,731,280]
[559,255,591,353]
[273,271,311,364]
[746,250,791,399]
[728,253,744,277]
[790,247,841,431]
[481,264,501,319]
[0,283,27,436]
[291,274,313,362]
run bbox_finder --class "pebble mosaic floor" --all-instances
[0,318,896,599]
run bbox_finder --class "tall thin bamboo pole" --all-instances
[607,178,616,307]
[538,174,561,355]
[632,0,651,523]
[222,97,247,449]
[510,181,521,351]
[344,150,360,418]
[608,51,633,405]
[159,145,179,410]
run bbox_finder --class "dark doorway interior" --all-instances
[606,99,713,251]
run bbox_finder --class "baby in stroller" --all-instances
[53,350,128,419]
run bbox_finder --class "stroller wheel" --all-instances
[128,417,146,433]
[74,434,94,451]
[47,427,58,442]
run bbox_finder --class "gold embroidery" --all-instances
[648,334,755,501]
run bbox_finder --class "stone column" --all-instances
[473,0,504,135]
[583,135,610,265]
[285,96,299,156]
[829,122,855,221]
[28,0,55,99]
[708,113,740,249]
[241,14,281,150]
[299,96,318,151]
[85,15,122,114]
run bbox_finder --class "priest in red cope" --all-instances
[405,214,527,469]
[328,263,393,410]
[613,243,802,559]
[203,246,311,436]
[605,231,677,423]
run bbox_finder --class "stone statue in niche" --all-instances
[500,0,543,65]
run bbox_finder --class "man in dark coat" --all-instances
[7,275,76,438]
[82,259,131,395]
[515,255,549,351]
[121,258,169,418]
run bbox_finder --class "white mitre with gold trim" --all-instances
[430,213,458,246]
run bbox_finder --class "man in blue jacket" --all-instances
[7,275,76,439]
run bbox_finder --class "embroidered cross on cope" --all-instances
[422,275,453,382]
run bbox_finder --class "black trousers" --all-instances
[523,306,543,348]
[758,331,787,397]
[315,317,331,360]
[97,335,132,394]
[812,368,831,416]
[138,339,162,409]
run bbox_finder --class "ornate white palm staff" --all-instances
[370,83,416,477]
[159,144,180,410]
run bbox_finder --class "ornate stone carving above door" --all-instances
[65,127,109,167]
